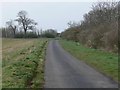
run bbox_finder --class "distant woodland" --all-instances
[1,10,58,38]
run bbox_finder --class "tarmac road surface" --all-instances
[44,40,118,88]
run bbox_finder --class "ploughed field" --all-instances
[2,38,48,88]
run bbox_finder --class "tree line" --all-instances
[61,1,119,53]
[1,10,58,38]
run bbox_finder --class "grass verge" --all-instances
[60,40,118,83]
[2,39,48,88]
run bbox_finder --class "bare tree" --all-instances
[6,20,17,37]
[15,10,37,36]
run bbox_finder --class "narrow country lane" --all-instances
[44,40,118,88]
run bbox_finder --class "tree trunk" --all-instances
[24,29,27,38]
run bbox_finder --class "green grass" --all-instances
[2,38,48,88]
[60,40,118,83]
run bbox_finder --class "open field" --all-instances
[60,40,118,83]
[2,38,48,88]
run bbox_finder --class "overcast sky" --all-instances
[0,2,94,32]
